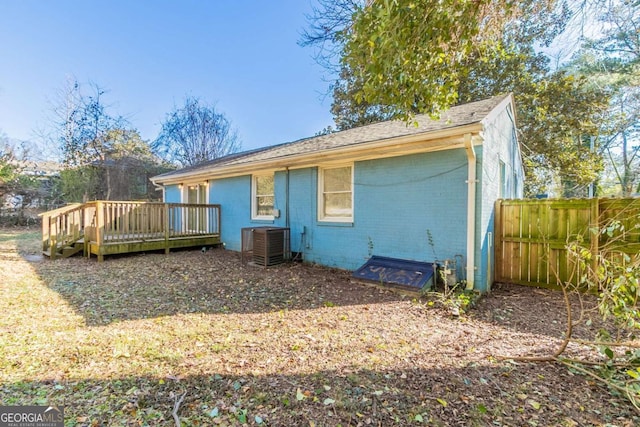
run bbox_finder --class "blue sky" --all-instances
[0,1,335,157]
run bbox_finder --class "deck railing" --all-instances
[94,201,221,244]
[41,201,222,260]
[40,203,93,259]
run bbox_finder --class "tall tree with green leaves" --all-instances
[451,1,609,196]
[303,0,610,196]
[340,0,560,120]
[330,63,395,130]
[0,134,19,200]
[57,128,172,202]
[566,0,640,196]
[103,129,174,200]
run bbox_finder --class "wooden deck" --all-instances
[41,201,221,261]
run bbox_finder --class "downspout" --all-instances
[464,133,476,291]
[152,182,165,202]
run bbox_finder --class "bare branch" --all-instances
[153,97,240,167]
[172,391,186,427]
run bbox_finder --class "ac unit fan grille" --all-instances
[241,227,290,266]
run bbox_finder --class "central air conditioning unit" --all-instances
[241,227,290,266]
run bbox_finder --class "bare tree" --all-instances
[153,97,241,167]
[298,0,363,72]
[45,78,132,201]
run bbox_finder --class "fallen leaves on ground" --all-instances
[0,228,637,426]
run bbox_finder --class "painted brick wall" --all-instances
[476,103,524,291]
[159,102,522,293]
[286,150,469,271]
[164,184,181,203]
[208,175,252,251]
[287,168,315,254]
[185,150,472,273]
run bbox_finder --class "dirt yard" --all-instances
[0,228,637,426]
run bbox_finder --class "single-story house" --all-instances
[151,94,524,292]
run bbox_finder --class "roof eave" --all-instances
[152,122,485,186]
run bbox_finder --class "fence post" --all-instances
[590,198,600,284]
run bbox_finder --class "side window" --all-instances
[252,174,274,220]
[318,164,353,222]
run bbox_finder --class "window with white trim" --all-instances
[252,174,274,220]
[318,164,353,222]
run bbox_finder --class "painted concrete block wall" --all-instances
[159,105,521,293]
[476,104,523,291]
[287,168,315,254]
[165,184,181,203]
[272,171,288,230]
[207,175,253,251]
[164,184,184,231]
[287,150,470,272]
[352,150,469,270]
[163,150,475,283]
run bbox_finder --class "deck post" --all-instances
[96,201,104,262]
[217,204,221,237]
[164,203,170,254]
[52,217,59,261]
[49,217,57,261]
[42,214,50,253]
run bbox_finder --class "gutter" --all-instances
[150,123,483,186]
[464,133,476,290]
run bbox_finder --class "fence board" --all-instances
[495,198,639,289]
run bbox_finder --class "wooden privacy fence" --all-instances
[495,198,640,288]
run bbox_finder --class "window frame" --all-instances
[499,160,507,199]
[251,173,275,220]
[317,163,354,223]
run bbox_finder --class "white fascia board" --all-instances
[152,123,484,186]
[480,93,516,128]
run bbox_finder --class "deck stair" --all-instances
[44,239,85,259]
[40,201,221,261]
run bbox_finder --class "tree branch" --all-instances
[172,391,186,427]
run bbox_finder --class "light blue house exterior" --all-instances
[152,94,523,292]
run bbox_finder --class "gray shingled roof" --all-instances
[153,94,510,181]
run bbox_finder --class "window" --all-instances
[252,174,274,220]
[318,165,353,222]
